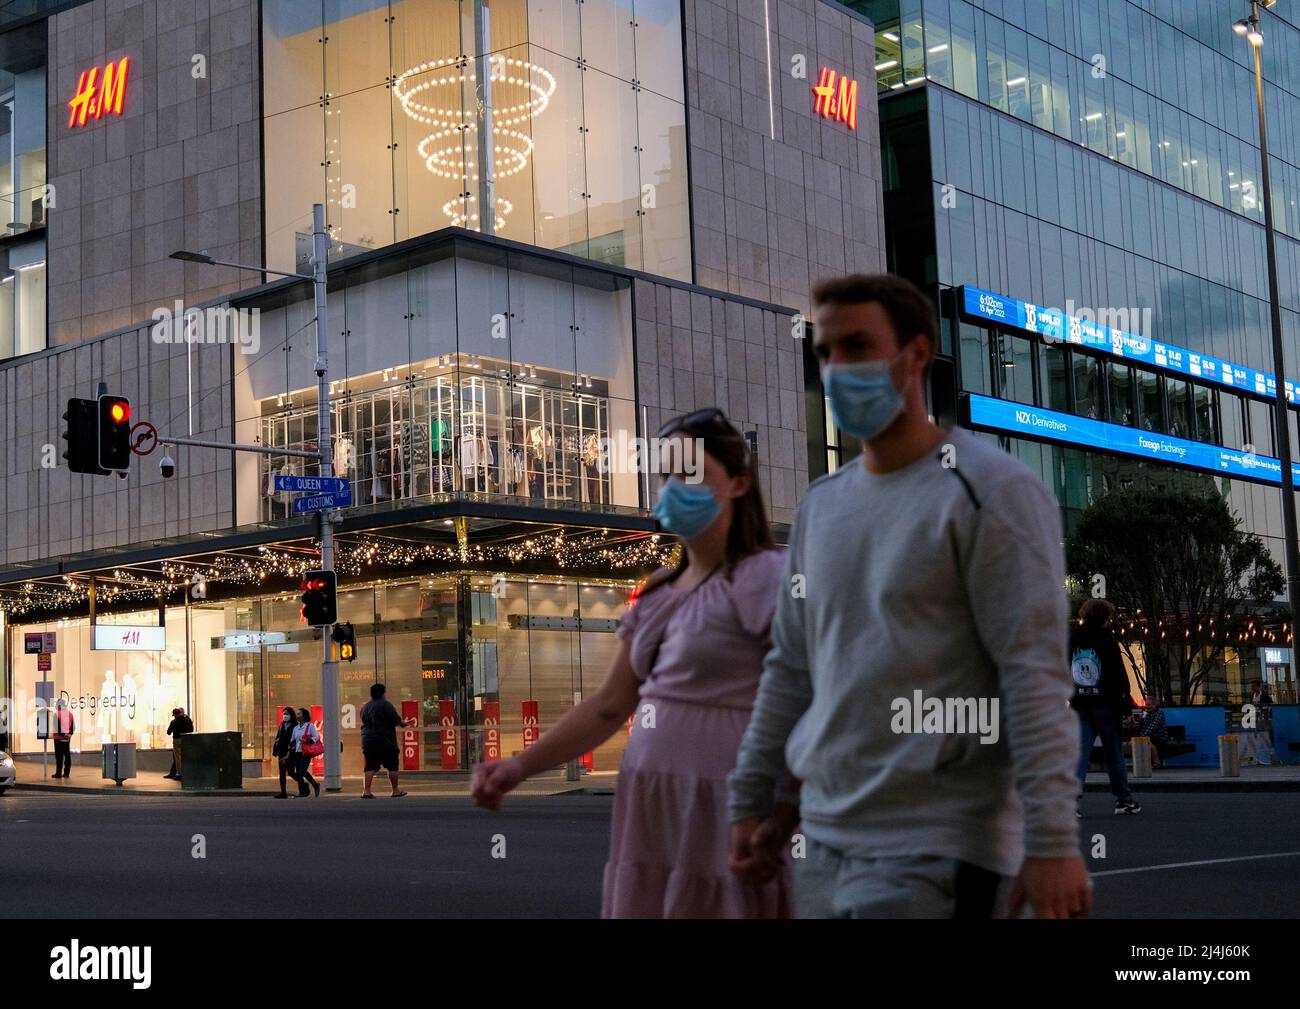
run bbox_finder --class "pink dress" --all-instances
[601,548,793,918]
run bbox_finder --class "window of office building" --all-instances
[914,1,1300,240]
[0,21,45,362]
[261,0,690,282]
[1106,361,1133,427]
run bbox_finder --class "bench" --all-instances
[1089,724,1194,764]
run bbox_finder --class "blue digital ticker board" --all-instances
[965,393,1300,486]
[959,286,1296,405]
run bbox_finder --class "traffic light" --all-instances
[98,394,131,471]
[300,569,337,626]
[62,398,109,475]
[331,622,356,662]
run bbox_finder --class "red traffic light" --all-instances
[109,401,129,424]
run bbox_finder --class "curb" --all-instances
[12,782,270,797]
[1085,781,1300,793]
[10,782,605,798]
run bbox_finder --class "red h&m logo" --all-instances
[812,66,858,130]
[68,57,130,128]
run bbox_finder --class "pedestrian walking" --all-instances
[1070,598,1140,815]
[52,698,75,779]
[727,273,1088,919]
[272,706,299,798]
[164,707,194,781]
[292,708,322,797]
[471,408,794,918]
[360,683,409,798]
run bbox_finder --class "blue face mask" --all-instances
[652,478,722,539]
[823,354,906,440]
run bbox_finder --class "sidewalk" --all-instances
[15,759,1298,797]
[1085,763,1300,791]
[9,758,617,798]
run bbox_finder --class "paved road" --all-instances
[0,792,612,918]
[1078,791,1300,918]
[2,790,1298,917]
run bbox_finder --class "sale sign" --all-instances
[521,699,540,748]
[401,700,420,771]
[310,704,324,777]
[483,701,501,761]
[439,699,458,770]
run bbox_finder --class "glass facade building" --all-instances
[261,0,691,281]
[840,0,1300,702]
[0,0,847,772]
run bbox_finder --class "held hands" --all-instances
[470,757,527,811]
[729,803,800,883]
[1009,856,1093,919]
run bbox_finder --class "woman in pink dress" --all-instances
[471,408,797,917]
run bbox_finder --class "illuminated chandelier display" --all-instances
[393,53,556,230]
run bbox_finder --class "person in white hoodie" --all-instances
[727,273,1088,919]
[291,708,321,798]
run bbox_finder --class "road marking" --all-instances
[1092,850,1300,877]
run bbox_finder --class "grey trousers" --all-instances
[794,837,1015,919]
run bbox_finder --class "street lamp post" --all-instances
[171,203,343,791]
[1234,1,1300,665]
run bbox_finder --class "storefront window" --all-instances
[262,0,691,281]
[234,240,639,523]
[3,574,641,771]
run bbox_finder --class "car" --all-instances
[0,749,15,794]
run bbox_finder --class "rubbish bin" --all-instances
[180,732,243,790]
[1131,736,1153,778]
[1219,734,1241,777]
[102,742,137,786]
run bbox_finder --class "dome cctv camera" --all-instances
[160,453,176,479]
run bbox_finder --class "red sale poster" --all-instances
[310,704,324,777]
[401,699,420,771]
[483,701,501,762]
[439,698,458,770]
[521,699,540,748]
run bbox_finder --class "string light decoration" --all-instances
[392,53,556,229]
[0,530,672,619]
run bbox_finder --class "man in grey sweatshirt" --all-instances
[727,273,1088,919]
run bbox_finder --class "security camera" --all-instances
[159,453,176,479]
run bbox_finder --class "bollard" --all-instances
[565,757,581,782]
[1219,734,1240,777]
[1131,736,1153,778]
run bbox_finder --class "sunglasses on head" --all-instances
[656,408,733,439]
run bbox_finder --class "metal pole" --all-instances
[474,1,495,235]
[312,203,342,793]
[1250,3,1300,678]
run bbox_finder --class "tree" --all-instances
[1065,485,1284,705]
